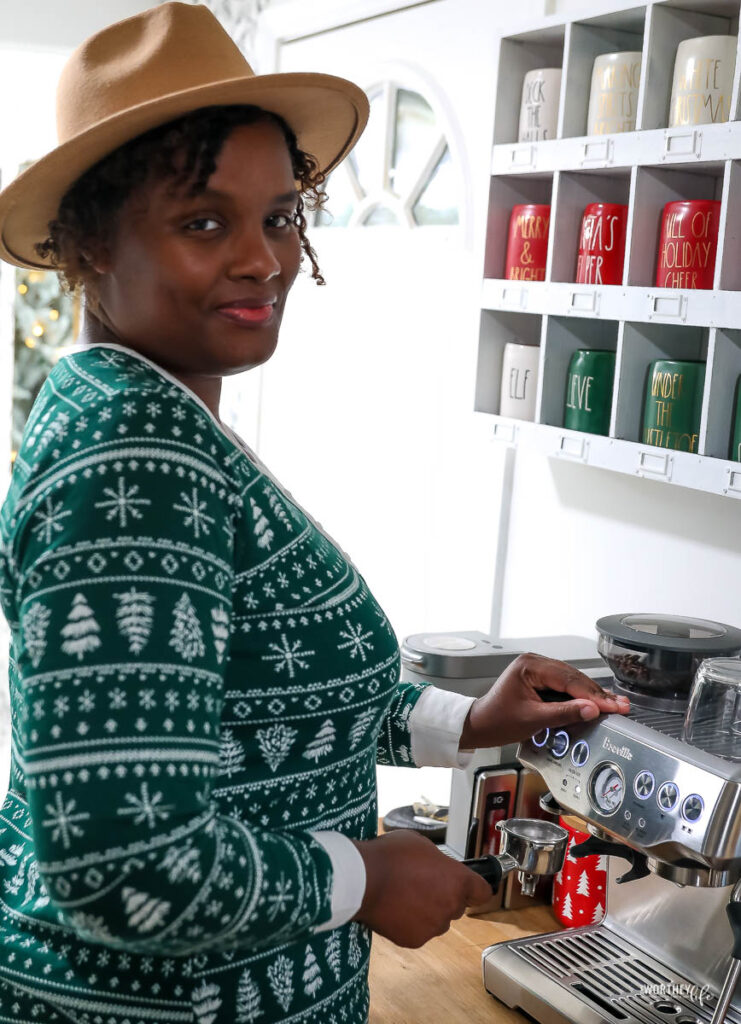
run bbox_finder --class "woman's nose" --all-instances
[227,227,281,282]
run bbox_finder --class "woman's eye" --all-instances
[266,213,296,230]
[184,217,222,232]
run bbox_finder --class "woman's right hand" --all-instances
[351,831,493,947]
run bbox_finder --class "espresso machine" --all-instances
[483,613,741,1024]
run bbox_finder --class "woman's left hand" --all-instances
[458,652,630,751]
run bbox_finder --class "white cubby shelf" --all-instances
[479,0,741,498]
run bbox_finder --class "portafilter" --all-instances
[463,818,569,897]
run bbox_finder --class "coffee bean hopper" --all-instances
[481,613,741,1024]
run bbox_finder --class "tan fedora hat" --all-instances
[0,2,369,270]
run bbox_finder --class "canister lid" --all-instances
[596,613,741,654]
[400,631,513,679]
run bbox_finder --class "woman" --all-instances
[0,4,628,1022]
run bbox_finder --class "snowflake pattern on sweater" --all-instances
[0,343,429,1024]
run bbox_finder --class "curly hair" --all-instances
[35,104,329,302]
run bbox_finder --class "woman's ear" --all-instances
[81,235,113,275]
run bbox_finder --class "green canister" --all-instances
[564,349,616,435]
[730,375,741,462]
[642,359,705,454]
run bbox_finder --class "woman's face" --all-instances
[93,120,302,378]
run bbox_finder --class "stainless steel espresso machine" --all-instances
[483,613,741,1024]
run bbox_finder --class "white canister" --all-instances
[586,51,642,135]
[500,342,540,420]
[518,68,562,142]
[669,35,737,127]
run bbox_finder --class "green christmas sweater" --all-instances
[0,342,431,1024]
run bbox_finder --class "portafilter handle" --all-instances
[571,834,651,884]
[709,878,741,1024]
[462,853,519,893]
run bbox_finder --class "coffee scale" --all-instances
[482,613,741,1024]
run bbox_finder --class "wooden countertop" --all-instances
[368,901,560,1023]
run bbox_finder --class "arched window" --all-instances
[315,82,460,229]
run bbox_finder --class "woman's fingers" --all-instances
[518,653,630,714]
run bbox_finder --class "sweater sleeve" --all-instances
[375,679,431,767]
[7,396,333,956]
[376,683,477,768]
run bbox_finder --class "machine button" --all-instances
[532,728,549,748]
[657,782,679,812]
[638,817,646,829]
[571,740,590,767]
[551,730,570,758]
[682,794,704,823]
[634,770,655,800]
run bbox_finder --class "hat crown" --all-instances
[56,2,254,143]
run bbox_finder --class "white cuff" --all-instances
[409,686,477,768]
[309,830,367,932]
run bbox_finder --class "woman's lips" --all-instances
[216,303,275,326]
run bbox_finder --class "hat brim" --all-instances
[0,71,369,269]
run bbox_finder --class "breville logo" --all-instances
[602,736,633,760]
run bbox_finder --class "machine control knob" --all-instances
[532,728,549,748]
[571,740,590,767]
[681,794,704,823]
[550,730,570,759]
[657,782,679,812]
[634,771,655,800]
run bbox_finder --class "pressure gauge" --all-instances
[589,763,625,816]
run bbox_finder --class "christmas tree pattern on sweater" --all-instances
[0,343,429,1023]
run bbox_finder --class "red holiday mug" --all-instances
[552,815,607,928]
[575,202,628,285]
[505,203,550,282]
[656,199,721,290]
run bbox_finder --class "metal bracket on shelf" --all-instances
[508,144,535,170]
[492,421,518,445]
[570,290,600,315]
[557,434,589,462]
[636,449,673,480]
[648,293,687,321]
[726,469,741,497]
[500,285,528,309]
[662,128,702,161]
[581,138,613,166]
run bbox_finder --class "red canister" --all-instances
[552,815,607,928]
[575,202,628,285]
[656,199,721,290]
[505,203,550,281]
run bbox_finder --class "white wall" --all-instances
[0,1,154,52]
[498,447,741,640]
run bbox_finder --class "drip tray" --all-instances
[483,925,741,1024]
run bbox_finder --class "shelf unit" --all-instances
[477,0,741,499]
